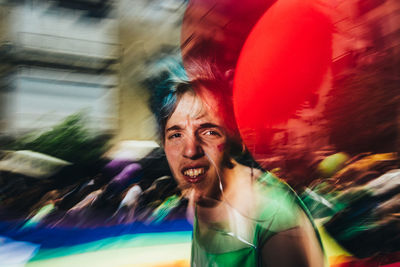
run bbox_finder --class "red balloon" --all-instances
[233,0,332,158]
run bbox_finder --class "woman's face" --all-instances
[163,90,228,203]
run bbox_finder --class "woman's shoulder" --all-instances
[230,164,301,220]
[252,171,306,234]
[254,171,299,205]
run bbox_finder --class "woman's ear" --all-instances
[224,69,235,88]
[223,153,235,169]
[222,138,244,169]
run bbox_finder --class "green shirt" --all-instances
[191,172,322,267]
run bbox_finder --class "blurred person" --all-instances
[147,58,325,267]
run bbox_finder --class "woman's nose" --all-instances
[183,136,204,160]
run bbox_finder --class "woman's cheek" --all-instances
[217,143,226,152]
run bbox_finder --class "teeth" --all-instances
[183,168,204,178]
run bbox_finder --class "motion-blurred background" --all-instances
[0,0,399,266]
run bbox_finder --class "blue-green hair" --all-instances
[143,56,192,141]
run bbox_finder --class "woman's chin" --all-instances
[181,186,221,209]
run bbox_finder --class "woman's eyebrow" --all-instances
[165,125,182,132]
[199,123,222,129]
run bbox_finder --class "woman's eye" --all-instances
[168,133,182,139]
[204,130,221,137]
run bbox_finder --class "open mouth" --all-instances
[181,166,207,183]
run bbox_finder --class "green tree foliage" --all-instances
[11,113,110,166]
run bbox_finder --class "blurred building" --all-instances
[0,0,119,135]
[115,0,186,142]
[0,0,188,144]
